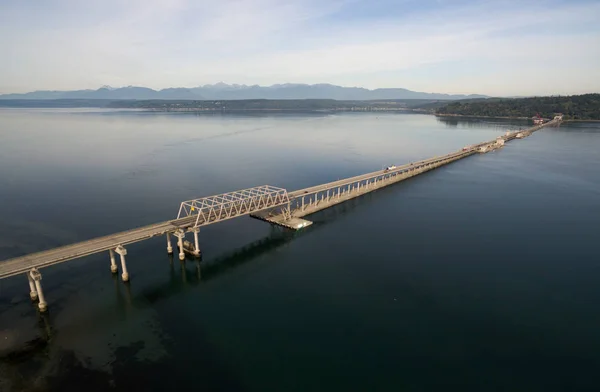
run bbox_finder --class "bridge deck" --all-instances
[0,221,176,279]
[253,150,473,226]
[288,150,470,198]
[254,120,557,227]
[0,120,558,280]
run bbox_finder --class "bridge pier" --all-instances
[30,268,47,312]
[109,249,118,274]
[174,229,186,260]
[27,272,38,301]
[115,245,129,282]
[166,232,173,254]
[192,227,201,257]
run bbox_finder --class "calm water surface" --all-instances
[0,109,599,391]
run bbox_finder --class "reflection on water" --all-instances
[1,110,600,391]
[143,230,295,304]
[138,200,365,306]
[435,115,532,129]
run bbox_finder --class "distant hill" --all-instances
[0,98,470,111]
[436,94,600,120]
[0,83,487,101]
[0,99,116,108]
[105,98,447,111]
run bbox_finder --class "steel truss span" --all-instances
[177,185,290,227]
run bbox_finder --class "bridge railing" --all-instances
[279,150,473,217]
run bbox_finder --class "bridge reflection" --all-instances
[139,185,393,304]
[0,195,423,365]
[140,229,298,303]
[435,116,530,128]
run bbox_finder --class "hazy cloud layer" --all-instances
[1,0,599,96]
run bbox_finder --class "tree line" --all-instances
[107,99,414,111]
[436,94,600,120]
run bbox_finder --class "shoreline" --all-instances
[435,113,530,120]
[436,113,600,122]
[124,107,414,113]
[1,106,599,121]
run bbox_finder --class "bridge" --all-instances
[0,119,559,312]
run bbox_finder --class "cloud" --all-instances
[0,0,599,95]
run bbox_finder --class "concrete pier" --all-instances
[166,232,173,254]
[115,245,129,282]
[27,272,38,301]
[192,228,201,257]
[109,249,118,274]
[174,229,186,261]
[30,268,46,312]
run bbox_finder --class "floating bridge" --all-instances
[0,119,560,312]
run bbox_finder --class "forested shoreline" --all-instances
[1,95,599,121]
[436,94,600,120]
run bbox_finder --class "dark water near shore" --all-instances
[1,110,599,391]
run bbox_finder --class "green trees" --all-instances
[107,99,415,111]
[436,94,600,120]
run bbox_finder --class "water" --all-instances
[0,109,599,391]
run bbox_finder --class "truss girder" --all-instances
[177,185,290,227]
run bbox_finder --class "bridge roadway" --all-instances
[0,119,558,281]
[252,149,476,228]
[289,149,472,199]
[252,120,556,227]
[0,210,272,279]
[283,122,554,200]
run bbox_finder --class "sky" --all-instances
[0,0,599,96]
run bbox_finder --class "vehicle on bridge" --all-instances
[384,165,397,171]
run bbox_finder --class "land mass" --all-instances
[0,98,443,111]
[0,83,487,101]
[105,99,438,111]
[1,94,598,121]
[435,94,600,120]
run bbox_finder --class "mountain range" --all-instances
[0,83,487,101]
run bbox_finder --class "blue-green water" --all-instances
[0,110,599,391]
